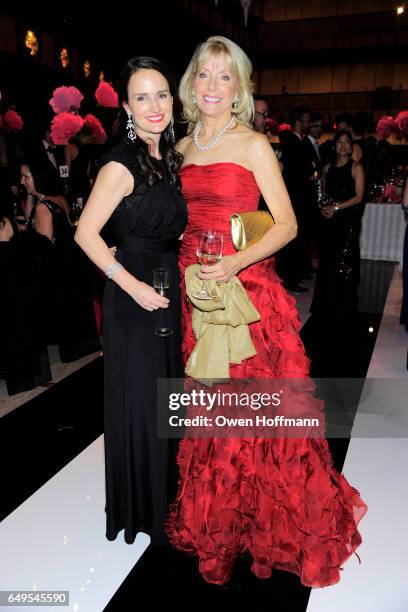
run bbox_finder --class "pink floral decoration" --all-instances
[84,114,107,144]
[49,86,84,113]
[383,184,398,200]
[95,82,119,108]
[376,116,397,139]
[4,109,24,132]
[278,123,292,132]
[50,112,84,145]
[396,111,408,136]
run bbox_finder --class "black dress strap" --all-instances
[34,199,74,245]
[39,198,67,216]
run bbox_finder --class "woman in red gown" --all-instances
[166,36,367,587]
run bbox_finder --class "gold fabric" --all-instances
[184,264,260,383]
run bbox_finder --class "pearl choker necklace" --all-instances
[193,116,236,152]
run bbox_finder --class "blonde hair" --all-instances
[179,35,255,133]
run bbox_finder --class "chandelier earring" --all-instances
[169,116,176,143]
[126,112,137,142]
[232,96,239,110]
[192,93,197,105]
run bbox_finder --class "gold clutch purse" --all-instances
[230,211,274,250]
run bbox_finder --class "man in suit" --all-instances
[302,113,324,269]
[277,107,311,292]
[25,123,65,193]
[252,97,281,212]
[41,127,65,178]
[304,112,323,175]
[253,96,270,135]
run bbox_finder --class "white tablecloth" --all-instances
[360,203,406,265]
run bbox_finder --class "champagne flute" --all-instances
[192,230,224,300]
[153,268,173,337]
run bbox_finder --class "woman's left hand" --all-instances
[197,254,242,282]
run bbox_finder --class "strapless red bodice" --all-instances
[179,162,309,378]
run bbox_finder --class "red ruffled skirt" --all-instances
[166,257,367,587]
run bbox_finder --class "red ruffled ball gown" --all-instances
[166,162,367,587]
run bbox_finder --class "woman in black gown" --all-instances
[22,159,101,362]
[75,57,187,546]
[311,130,364,324]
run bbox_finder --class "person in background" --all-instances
[64,129,96,206]
[278,106,312,290]
[302,112,324,269]
[0,187,52,394]
[311,130,364,329]
[252,96,283,209]
[21,158,100,363]
[26,123,65,190]
[304,111,323,175]
[253,96,269,135]
[333,112,363,163]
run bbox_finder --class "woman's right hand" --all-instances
[129,279,169,312]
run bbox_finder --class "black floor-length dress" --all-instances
[101,142,187,545]
[311,158,361,322]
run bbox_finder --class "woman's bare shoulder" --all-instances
[35,202,53,217]
[243,130,274,161]
[352,160,364,173]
